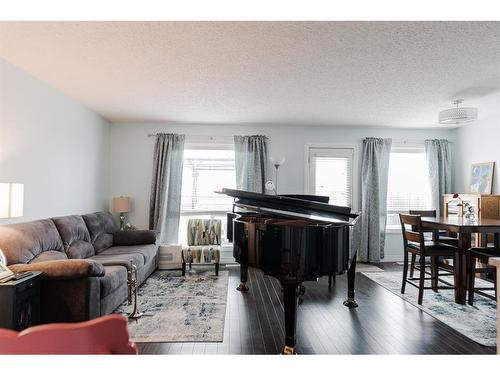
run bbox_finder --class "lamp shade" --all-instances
[0,183,24,219]
[113,196,130,213]
[438,99,478,125]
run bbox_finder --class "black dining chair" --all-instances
[400,213,456,305]
[467,242,499,305]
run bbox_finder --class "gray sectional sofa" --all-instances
[0,212,158,323]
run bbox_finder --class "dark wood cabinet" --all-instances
[0,272,41,331]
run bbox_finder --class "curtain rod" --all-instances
[147,134,235,144]
[147,134,234,139]
[383,138,454,144]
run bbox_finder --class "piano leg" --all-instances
[343,253,358,308]
[328,273,336,288]
[282,283,299,354]
[297,284,306,304]
[237,264,249,291]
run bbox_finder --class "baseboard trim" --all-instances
[379,257,403,262]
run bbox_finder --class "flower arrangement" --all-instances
[452,193,477,221]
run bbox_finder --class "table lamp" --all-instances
[113,196,130,230]
[0,183,24,267]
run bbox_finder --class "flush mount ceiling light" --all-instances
[438,99,478,125]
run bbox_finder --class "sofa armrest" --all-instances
[8,259,105,280]
[97,259,134,270]
[113,230,159,246]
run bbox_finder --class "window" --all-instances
[386,147,432,229]
[307,147,355,207]
[178,144,236,244]
[180,148,235,212]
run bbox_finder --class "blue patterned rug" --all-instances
[362,271,496,346]
[115,270,229,343]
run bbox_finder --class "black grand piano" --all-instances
[220,188,361,354]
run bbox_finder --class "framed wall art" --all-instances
[469,162,495,194]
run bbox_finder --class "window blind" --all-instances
[309,147,354,207]
[180,148,236,212]
[386,149,432,227]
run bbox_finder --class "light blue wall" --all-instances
[452,107,500,194]
[0,58,111,223]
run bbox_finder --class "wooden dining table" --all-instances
[420,216,500,304]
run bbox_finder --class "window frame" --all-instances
[385,144,431,232]
[183,139,234,151]
[304,143,359,211]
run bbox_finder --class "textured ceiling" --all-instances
[0,21,499,127]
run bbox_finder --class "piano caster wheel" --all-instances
[236,283,249,292]
[343,298,358,308]
[282,346,296,355]
[328,274,336,286]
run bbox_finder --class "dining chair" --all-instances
[400,213,456,305]
[408,210,457,278]
[467,244,499,305]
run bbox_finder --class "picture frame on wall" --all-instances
[469,162,495,194]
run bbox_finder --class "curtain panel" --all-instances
[149,133,185,244]
[234,135,269,193]
[360,137,392,263]
[425,139,452,217]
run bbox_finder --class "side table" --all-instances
[158,245,183,270]
[0,271,41,330]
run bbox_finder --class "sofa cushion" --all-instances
[82,212,119,253]
[98,244,157,265]
[187,218,221,245]
[100,266,128,298]
[0,219,64,265]
[31,250,68,263]
[52,215,95,259]
[90,252,145,269]
[113,230,158,246]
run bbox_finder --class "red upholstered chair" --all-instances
[0,314,137,354]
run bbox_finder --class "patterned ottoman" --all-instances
[182,218,221,276]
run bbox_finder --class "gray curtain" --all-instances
[149,133,185,244]
[425,139,452,217]
[360,137,392,262]
[234,135,268,193]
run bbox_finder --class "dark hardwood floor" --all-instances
[136,264,496,355]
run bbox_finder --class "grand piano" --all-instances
[220,188,361,354]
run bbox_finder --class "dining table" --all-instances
[420,216,500,305]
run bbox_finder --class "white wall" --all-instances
[0,58,110,223]
[452,105,500,194]
[110,122,454,261]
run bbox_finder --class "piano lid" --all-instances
[218,188,358,225]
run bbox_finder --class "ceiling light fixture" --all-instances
[438,99,478,125]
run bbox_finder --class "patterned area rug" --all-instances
[115,270,229,343]
[362,271,496,346]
